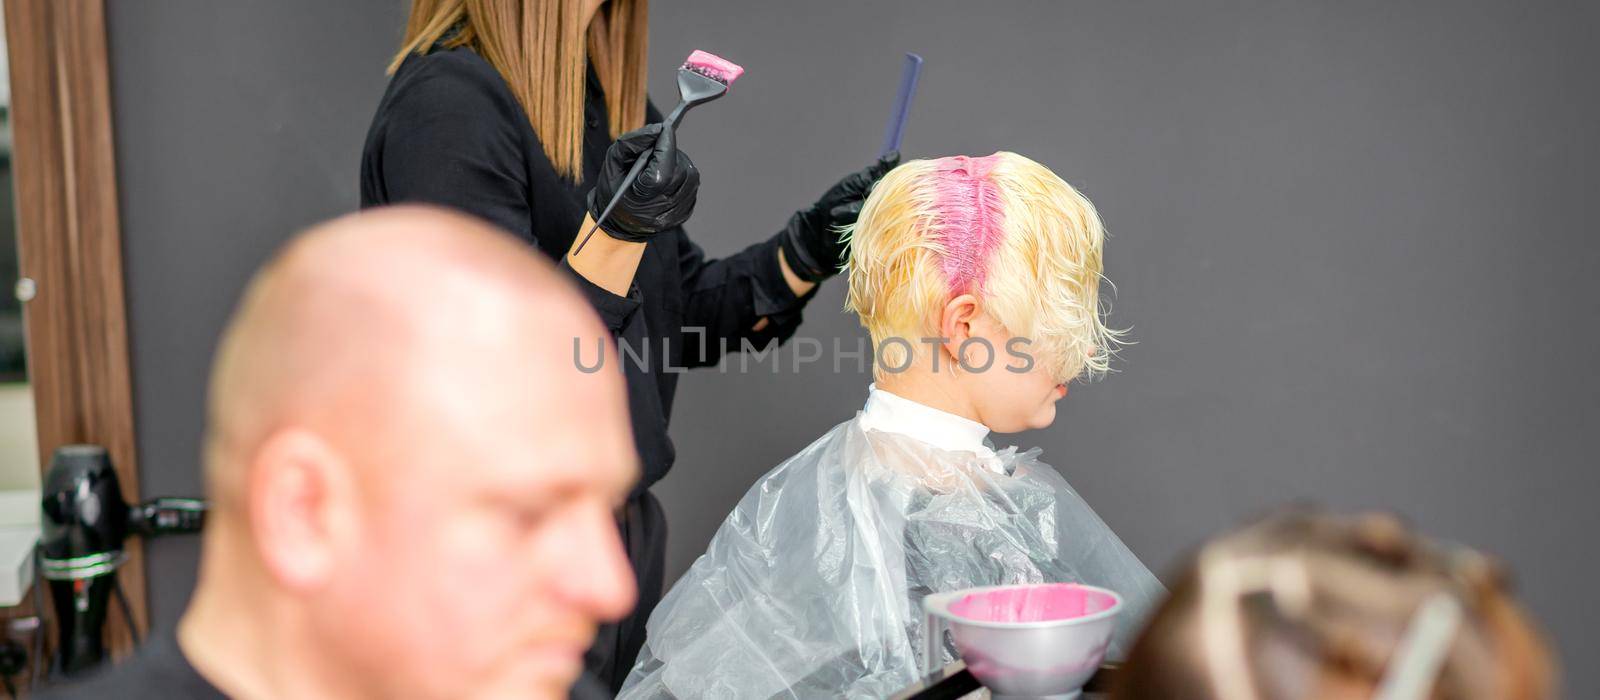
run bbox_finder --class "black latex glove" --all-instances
[586,123,700,242]
[777,152,901,282]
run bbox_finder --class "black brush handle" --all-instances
[573,100,691,255]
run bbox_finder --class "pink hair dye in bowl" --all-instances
[928,583,1123,697]
[948,582,1120,624]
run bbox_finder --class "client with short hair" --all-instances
[620,152,1165,698]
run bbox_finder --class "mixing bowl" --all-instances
[924,582,1122,699]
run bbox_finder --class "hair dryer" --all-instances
[38,445,205,676]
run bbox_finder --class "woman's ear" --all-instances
[939,294,981,349]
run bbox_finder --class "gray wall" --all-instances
[106,0,1597,695]
[106,0,407,633]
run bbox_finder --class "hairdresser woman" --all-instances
[359,0,896,691]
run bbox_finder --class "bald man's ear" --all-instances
[248,429,357,591]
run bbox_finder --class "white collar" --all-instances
[858,384,995,458]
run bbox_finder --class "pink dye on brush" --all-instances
[947,583,1118,623]
[930,154,1005,294]
[683,50,745,86]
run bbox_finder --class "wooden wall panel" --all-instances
[4,0,146,658]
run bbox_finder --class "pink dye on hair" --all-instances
[930,154,1005,294]
[683,50,745,86]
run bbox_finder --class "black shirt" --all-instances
[31,630,615,700]
[360,47,812,489]
[33,631,225,700]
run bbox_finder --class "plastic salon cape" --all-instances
[619,386,1165,699]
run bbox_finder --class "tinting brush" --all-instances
[574,50,745,255]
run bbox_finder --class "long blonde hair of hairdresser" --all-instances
[1112,511,1556,700]
[390,0,649,181]
[845,152,1123,382]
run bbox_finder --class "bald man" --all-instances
[40,206,638,700]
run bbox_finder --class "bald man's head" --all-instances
[205,206,605,499]
[190,206,638,699]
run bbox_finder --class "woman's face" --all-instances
[927,293,1069,434]
[958,313,1069,433]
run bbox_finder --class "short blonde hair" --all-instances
[845,152,1120,381]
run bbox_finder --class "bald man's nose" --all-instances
[552,501,637,623]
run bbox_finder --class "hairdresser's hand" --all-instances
[587,124,700,242]
[777,151,900,282]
